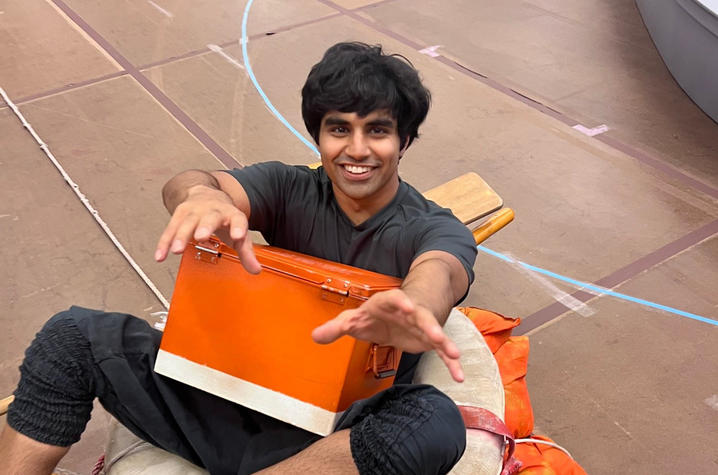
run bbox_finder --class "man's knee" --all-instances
[349,385,466,475]
[8,309,96,447]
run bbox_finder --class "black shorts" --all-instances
[10,306,465,474]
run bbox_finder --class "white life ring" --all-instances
[413,308,506,475]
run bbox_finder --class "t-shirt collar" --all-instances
[322,171,408,231]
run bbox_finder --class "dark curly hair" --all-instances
[301,42,431,150]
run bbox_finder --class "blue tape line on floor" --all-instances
[241,0,319,156]
[240,0,716,328]
[477,245,717,326]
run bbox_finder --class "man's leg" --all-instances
[3,306,223,471]
[0,425,69,475]
[3,308,98,475]
[256,385,466,475]
[3,310,464,474]
[3,306,322,475]
[256,430,357,474]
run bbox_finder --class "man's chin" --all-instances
[336,183,375,200]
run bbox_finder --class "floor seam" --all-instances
[516,217,718,334]
[316,0,718,200]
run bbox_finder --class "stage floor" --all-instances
[1,1,717,473]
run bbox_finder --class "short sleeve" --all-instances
[222,161,297,241]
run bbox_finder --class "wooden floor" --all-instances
[1,1,717,473]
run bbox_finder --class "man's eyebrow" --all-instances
[367,118,396,128]
[322,116,396,128]
[323,117,349,126]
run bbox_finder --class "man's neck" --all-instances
[332,181,400,226]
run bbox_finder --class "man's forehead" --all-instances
[322,110,396,124]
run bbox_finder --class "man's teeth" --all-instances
[344,165,371,174]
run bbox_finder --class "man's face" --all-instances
[318,110,403,210]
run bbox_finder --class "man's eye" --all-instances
[331,127,348,134]
[369,127,388,135]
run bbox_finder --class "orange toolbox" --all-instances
[155,237,402,435]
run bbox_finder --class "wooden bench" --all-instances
[422,171,514,245]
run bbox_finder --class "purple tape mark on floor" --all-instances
[50,0,241,170]
[318,0,718,200]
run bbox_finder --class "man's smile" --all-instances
[340,163,376,180]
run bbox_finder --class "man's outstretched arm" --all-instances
[312,250,469,382]
[155,169,261,274]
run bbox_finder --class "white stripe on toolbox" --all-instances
[154,349,344,436]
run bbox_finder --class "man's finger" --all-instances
[194,211,223,241]
[237,233,261,275]
[229,212,248,242]
[374,289,414,314]
[230,213,261,274]
[436,348,464,383]
[155,213,183,261]
[170,215,202,255]
[413,307,461,359]
[311,310,356,344]
[427,324,461,360]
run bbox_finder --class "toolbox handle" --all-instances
[367,344,399,379]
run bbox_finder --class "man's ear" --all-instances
[399,137,410,158]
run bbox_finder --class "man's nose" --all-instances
[345,132,370,160]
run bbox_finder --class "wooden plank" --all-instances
[1,395,13,415]
[423,172,503,225]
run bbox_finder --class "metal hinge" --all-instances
[194,244,221,264]
[320,278,349,304]
[320,278,349,296]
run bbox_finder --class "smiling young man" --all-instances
[1,42,477,475]
[319,110,402,218]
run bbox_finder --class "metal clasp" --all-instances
[367,344,398,379]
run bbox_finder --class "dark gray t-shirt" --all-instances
[225,161,477,382]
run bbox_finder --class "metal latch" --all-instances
[320,278,349,304]
[367,344,398,379]
[194,243,221,264]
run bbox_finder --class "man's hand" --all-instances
[312,289,464,382]
[154,183,261,274]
